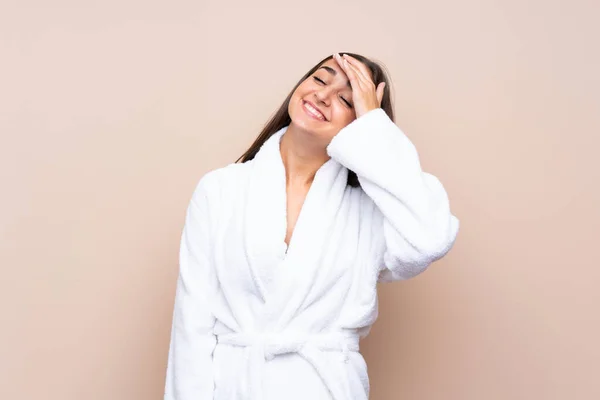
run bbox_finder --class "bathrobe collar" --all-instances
[244,125,349,330]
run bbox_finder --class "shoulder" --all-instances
[191,161,251,203]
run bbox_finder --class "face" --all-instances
[288,58,357,142]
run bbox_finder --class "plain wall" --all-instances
[1,0,599,399]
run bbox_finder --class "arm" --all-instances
[164,174,219,399]
[327,108,460,282]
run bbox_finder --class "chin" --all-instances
[290,114,324,136]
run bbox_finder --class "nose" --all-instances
[314,86,332,106]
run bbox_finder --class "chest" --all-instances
[215,179,382,297]
[284,187,309,247]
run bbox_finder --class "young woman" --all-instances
[164,52,460,400]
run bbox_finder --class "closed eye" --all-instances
[340,96,353,108]
[313,76,352,108]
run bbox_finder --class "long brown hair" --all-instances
[236,53,395,187]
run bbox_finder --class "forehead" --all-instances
[317,59,345,77]
[316,58,374,81]
[312,59,349,89]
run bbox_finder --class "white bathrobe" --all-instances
[164,108,460,400]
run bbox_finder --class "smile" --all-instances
[302,100,327,121]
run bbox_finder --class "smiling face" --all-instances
[288,58,357,142]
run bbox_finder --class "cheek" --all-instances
[331,104,356,126]
[289,84,310,110]
[293,80,316,95]
[289,85,307,110]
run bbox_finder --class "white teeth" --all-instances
[304,101,325,120]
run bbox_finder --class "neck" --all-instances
[279,122,330,187]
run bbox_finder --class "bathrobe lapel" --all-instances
[244,126,348,330]
[244,127,288,305]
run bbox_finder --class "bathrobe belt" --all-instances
[217,331,360,399]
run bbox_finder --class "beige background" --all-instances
[1,0,599,399]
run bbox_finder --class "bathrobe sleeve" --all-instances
[164,173,219,399]
[326,108,460,282]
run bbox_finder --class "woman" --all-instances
[164,52,460,400]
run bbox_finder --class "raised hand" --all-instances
[333,53,385,118]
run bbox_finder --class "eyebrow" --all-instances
[318,66,352,88]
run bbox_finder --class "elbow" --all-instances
[421,213,460,263]
[382,215,459,280]
[429,215,460,261]
[382,252,432,280]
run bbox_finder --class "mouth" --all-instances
[302,100,328,122]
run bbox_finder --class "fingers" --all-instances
[332,53,385,112]
[342,54,385,107]
[341,54,374,88]
[333,53,363,90]
[337,55,368,88]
